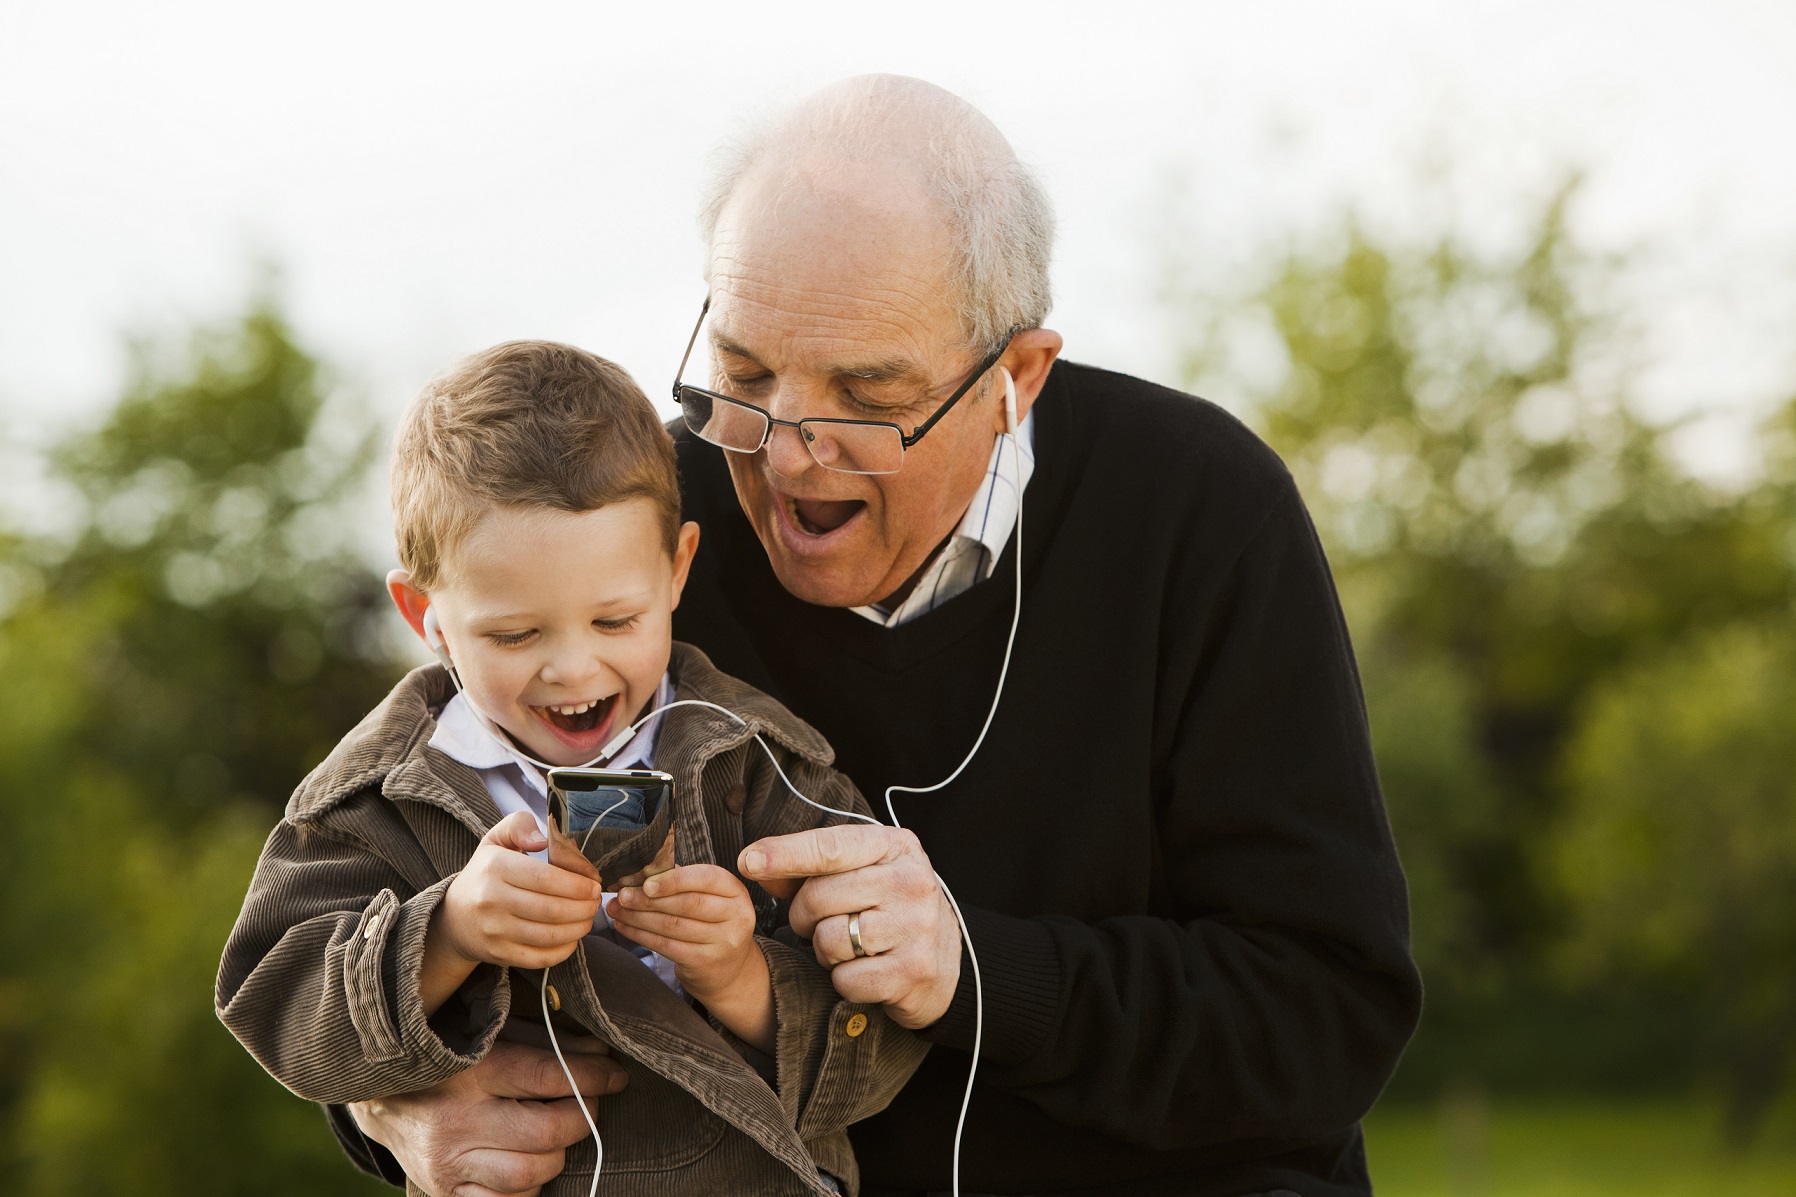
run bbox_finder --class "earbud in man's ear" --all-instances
[1000,367,1018,434]
[422,605,455,673]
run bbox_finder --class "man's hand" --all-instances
[738,824,961,1029]
[347,1037,627,1197]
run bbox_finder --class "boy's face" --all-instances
[390,499,700,768]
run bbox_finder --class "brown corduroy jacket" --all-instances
[217,643,927,1196]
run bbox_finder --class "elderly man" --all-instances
[338,76,1421,1197]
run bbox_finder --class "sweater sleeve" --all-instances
[919,479,1422,1149]
[742,752,930,1137]
[216,800,512,1104]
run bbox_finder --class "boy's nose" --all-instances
[540,645,605,691]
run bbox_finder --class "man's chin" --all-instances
[747,532,885,609]
[763,550,889,609]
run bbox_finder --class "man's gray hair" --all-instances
[699,75,1055,355]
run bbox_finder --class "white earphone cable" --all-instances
[426,634,621,1197]
[542,970,602,1197]
[610,370,1024,1196]
[421,369,1023,1197]
[593,697,983,1197]
[877,371,1021,1196]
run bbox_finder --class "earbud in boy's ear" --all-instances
[1000,366,1018,435]
[422,605,455,673]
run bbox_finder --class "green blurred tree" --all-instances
[1174,179,1796,1098]
[1558,618,1796,1144]
[0,296,398,1194]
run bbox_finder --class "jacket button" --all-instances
[362,914,380,941]
[845,1012,868,1038]
[547,984,561,1012]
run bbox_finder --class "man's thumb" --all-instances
[485,809,548,853]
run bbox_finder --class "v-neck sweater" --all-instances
[672,360,1421,1197]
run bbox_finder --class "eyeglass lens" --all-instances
[681,389,767,454]
[679,388,905,475]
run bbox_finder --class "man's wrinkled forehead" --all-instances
[707,315,936,389]
[715,165,956,285]
[702,164,972,391]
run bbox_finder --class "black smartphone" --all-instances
[545,767,675,886]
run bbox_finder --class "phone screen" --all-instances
[545,768,675,885]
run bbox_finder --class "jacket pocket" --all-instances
[342,887,404,1063]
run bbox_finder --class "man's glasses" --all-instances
[671,297,1017,476]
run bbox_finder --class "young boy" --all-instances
[217,342,926,1197]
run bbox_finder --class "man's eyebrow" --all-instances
[709,335,926,388]
[710,335,764,365]
[835,359,926,386]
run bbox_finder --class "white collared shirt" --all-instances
[851,410,1035,627]
[428,674,682,992]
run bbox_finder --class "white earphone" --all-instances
[1002,365,1018,434]
[421,604,453,672]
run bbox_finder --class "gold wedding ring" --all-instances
[848,910,869,958]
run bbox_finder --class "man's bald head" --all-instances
[699,74,1054,353]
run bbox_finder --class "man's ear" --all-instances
[667,522,702,610]
[387,569,433,644]
[992,327,1063,433]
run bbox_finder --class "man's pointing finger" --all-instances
[739,824,903,882]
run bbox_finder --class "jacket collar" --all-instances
[286,642,833,832]
[285,665,501,835]
[656,641,833,770]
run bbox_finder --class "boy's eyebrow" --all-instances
[464,593,653,624]
[710,334,928,389]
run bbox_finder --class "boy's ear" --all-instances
[386,569,432,644]
[667,522,701,610]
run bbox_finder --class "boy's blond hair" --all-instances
[391,341,680,591]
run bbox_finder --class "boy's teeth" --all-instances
[549,700,599,715]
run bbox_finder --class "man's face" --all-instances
[420,500,698,767]
[704,176,1005,609]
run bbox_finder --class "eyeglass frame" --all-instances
[670,295,1020,471]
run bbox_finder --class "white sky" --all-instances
[2,0,1793,499]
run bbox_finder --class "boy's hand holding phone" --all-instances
[420,811,606,1015]
[610,865,775,1053]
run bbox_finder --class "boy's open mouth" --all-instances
[533,693,619,736]
[790,496,864,536]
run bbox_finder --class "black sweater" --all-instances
[672,361,1421,1197]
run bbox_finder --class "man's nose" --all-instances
[763,419,818,480]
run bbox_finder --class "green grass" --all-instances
[1365,1097,1796,1196]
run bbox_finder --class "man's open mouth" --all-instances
[789,496,865,536]
[533,693,619,736]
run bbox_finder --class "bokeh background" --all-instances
[3,3,1795,1193]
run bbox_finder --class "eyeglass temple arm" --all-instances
[672,296,711,400]
[900,328,1021,448]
